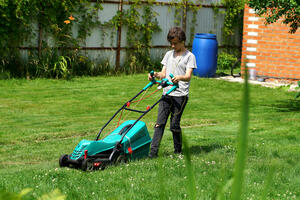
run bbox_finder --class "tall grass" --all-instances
[260,163,275,200]
[180,67,250,199]
[182,134,196,200]
[231,67,249,199]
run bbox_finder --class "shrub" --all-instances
[217,52,238,71]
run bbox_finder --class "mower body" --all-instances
[60,120,152,170]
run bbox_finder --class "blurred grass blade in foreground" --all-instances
[183,134,196,200]
[231,66,250,199]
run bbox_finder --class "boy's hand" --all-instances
[171,76,180,84]
[148,72,154,81]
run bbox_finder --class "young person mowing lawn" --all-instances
[148,27,197,158]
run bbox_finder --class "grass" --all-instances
[0,74,300,199]
[231,68,249,200]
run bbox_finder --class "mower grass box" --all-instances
[60,120,152,171]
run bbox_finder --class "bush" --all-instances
[217,52,238,71]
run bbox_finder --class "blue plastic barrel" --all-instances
[192,33,218,77]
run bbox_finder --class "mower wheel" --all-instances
[59,154,69,167]
[81,158,94,171]
[115,155,127,165]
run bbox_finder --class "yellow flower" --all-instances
[69,15,75,21]
[64,20,70,24]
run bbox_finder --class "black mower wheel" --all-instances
[59,154,69,167]
[115,155,127,165]
[81,158,94,171]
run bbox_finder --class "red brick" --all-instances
[243,4,300,80]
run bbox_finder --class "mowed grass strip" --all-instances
[0,74,299,199]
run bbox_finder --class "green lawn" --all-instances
[0,74,299,199]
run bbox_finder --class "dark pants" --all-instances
[150,95,188,156]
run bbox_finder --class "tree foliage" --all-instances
[0,0,162,78]
[0,0,99,78]
[0,0,94,51]
[247,0,300,33]
[222,0,245,36]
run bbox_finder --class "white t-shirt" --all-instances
[161,50,197,97]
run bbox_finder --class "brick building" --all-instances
[241,5,300,80]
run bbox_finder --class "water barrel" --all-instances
[192,33,218,77]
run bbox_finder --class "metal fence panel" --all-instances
[20,1,242,68]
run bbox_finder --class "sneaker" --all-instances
[149,153,158,159]
[174,150,182,154]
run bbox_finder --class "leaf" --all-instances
[216,178,234,200]
[231,64,249,199]
[182,134,196,200]
[38,189,66,200]
[19,188,33,197]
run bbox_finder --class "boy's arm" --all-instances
[171,68,193,83]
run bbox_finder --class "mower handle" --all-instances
[95,71,178,141]
[143,70,156,90]
[150,70,155,79]
[166,73,179,95]
[144,71,179,93]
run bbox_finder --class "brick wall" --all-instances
[241,4,300,80]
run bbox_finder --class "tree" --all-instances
[247,0,300,33]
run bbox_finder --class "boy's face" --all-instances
[169,37,185,52]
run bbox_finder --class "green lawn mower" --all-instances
[59,72,178,171]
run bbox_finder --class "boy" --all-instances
[148,27,197,158]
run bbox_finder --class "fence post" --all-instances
[182,0,187,33]
[115,0,123,71]
[38,22,43,58]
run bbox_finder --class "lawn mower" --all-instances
[59,71,178,171]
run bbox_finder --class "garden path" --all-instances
[217,75,299,92]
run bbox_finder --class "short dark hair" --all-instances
[167,27,186,42]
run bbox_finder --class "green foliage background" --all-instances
[0,0,162,78]
[247,0,299,34]
[0,0,245,79]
